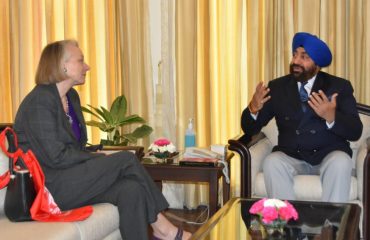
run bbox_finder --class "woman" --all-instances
[14,40,191,240]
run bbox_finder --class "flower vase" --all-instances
[153,152,169,159]
[249,198,298,240]
[262,222,286,240]
[153,152,171,163]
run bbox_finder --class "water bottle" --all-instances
[185,118,196,148]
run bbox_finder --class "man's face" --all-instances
[289,47,319,82]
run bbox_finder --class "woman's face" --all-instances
[63,44,90,86]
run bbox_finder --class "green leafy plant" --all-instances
[81,95,153,146]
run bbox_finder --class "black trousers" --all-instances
[47,151,169,240]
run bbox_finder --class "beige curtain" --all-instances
[0,0,153,146]
[176,0,244,208]
[175,0,370,207]
[117,0,154,147]
[1,0,370,215]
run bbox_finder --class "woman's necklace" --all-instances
[63,97,73,124]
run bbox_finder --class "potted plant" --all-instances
[81,95,153,146]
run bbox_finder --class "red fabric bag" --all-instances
[0,127,93,222]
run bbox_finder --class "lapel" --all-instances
[280,74,318,127]
[60,92,79,141]
[311,71,330,94]
[298,71,328,128]
[284,76,302,112]
[66,90,88,144]
[49,85,77,141]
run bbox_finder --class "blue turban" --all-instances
[292,32,332,67]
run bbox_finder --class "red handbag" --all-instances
[0,127,93,222]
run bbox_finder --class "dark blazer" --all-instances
[13,84,169,220]
[241,71,363,165]
[14,84,103,184]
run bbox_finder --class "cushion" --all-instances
[261,118,278,146]
[102,230,122,240]
[75,203,120,240]
[0,217,80,240]
[293,175,357,200]
[253,173,358,201]
[350,113,370,149]
[350,113,370,168]
[0,203,120,240]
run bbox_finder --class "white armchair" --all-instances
[0,123,145,240]
[228,103,370,239]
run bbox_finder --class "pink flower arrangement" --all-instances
[149,138,176,155]
[249,198,298,225]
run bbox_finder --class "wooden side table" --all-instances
[143,153,233,216]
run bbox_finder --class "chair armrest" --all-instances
[228,134,250,198]
[227,133,267,198]
[361,138,370,240]
[356,141,368,199]
[102,145,145,160]
[355,103,370,240]
[249,137,273,193]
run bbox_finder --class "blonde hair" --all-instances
[35,39,78,84]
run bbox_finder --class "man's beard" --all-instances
[289,64,318,82]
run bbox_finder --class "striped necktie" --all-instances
[299,81,309,112]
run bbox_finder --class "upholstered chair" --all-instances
[0,123,144,239]
[228,103,370,239]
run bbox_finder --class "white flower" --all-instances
[264,199,287,208]
[149,144,159,152]
[167,143,176,153]
[158,146,167,152]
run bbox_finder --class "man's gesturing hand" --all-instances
[248,82,271,114]
[308,90,338,124]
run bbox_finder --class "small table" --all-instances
[142,153,233,216]
[191,198,361,240]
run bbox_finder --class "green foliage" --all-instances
[81,95,153,146]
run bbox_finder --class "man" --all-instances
[241,32,363,202]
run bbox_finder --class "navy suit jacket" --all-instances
[241,71,363,165]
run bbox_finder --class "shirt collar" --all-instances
[298,74,317,92]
